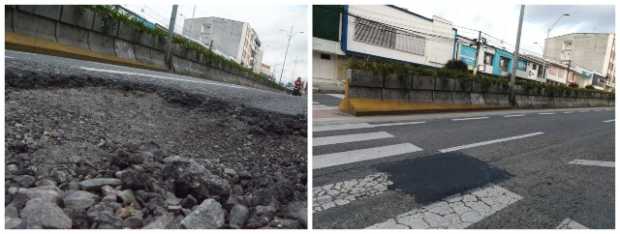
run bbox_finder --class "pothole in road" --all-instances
[5,73,307,229]
[376,152,512,204]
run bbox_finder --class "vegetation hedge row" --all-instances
[346,58,613,98]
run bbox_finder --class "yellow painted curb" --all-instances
[6,32,166,72]
[340,97,508,116]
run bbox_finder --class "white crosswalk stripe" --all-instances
[314,121,425,132]
[314,131,394,146]
[556,218,588,229]
[313,173,392,212]
[314,143,423,169]
[367,184,522,229]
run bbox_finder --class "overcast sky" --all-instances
[399,3,615,57]
[124,4,308,85]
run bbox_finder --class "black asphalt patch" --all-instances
[377,151,512,204]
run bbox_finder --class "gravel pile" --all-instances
[5,70,307,229]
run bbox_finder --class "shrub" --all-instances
[585,85,595,89]
[443,59,469,72]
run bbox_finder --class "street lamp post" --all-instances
[509,5,525,107]
[278,26,304,85]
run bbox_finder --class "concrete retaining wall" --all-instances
[347,69,614,109]
[6,5,281,92]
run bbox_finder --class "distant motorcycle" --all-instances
[291,87,301,96]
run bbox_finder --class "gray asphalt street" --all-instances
[5,50,306,116]
[313,96,614,229]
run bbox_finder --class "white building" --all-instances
[312,5,348,93]
[183,17,263,71]
[344,5,456,68]
[544,33,615,91]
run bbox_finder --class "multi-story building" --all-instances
[544,33,615,91]
[343,5,456,68]
[183,17,263,71]
[312,5,348,92]
[312,5,458,92]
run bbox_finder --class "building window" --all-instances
[484,53,493,65]
[517,59,527,71]
[353,17,425,55]
[562,40,573,50]
[320,53,331,60]
[499,57,510,72]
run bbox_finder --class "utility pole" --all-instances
[165,5,179,71]
[473,31,482,75]
[278,25,303,85]
[509,5,525,106]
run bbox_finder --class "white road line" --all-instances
[504,114,525,118]
[80,66,248,90]
[313,143,423,169]
[603,119,615,123]
[439,132,544,153]
[5,56,16,59]
[538,112,555,115]
[556,218,588,229]
[314,121,425,132]
[327,94,345,99]
[313,173,392,212]
[372,121,426,128]
[451,117,489,121]
[594,109,602,112]
[367,184,522,229]
[314,131,394,147]
[568,159,614,168]
[579,110,589,113]
[563,112,574,114]
[314,123,373,132]
[314,105,339,111]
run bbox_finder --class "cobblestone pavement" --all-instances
[313,173,392,212]
[366,184,522,229]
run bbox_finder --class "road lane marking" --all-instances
[578,110,589,113]
[80,66,248,90]
[556,218,588,229]
[367,184,522,229]
[451,117,489,121]
[313,143,423,169]
[372,121,426,128]
[439,132,544,153]
[314,121,425,132]
[594,109,602,112]
[314,132,394,147]
[563,112,573,114]
[504,114,525,118]
[314,123,373,132]
[314,105,339,111]
[568,159,614,168]
[327,94,345,99]
[603,119,615,123]
[538,112,555,115]
[5,56,16,59]
[313,173,392,212]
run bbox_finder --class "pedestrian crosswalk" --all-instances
[313,131,394,147]
[314,143,423,169]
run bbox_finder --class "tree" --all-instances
[443,59,469,72]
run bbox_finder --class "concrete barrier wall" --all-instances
[6,5,281,92]
[347,69,614,109]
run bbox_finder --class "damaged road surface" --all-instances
[5,53,307,229]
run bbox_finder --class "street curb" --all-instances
[338,97,508,116]
[6,32,167,72]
